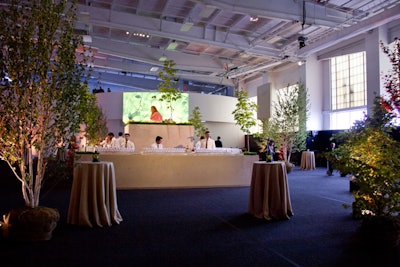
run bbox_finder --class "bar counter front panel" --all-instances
[77,153,258,189]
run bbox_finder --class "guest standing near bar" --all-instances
[326,142,336,176]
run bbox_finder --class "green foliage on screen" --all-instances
[123,92,189,123]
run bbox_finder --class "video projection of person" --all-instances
[122,92,189,123]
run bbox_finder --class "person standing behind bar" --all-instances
[151,136,163,149]
[215,136,223,147]
[123,133,135,150]
[100,132,119,148]
[195,136,205,149]
[201,131,215,149]
[117,132,125,147]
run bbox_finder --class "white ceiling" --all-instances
[75,0,400,89]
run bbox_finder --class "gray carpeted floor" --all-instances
[1,164,399,267]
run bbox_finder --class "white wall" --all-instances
[305,54,324,130]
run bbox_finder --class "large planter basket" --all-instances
[285,162,295,174]
[6,206,60,242]
[360,216,400,249]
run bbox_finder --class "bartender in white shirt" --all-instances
[151,136,163,149]
[100,132,120,148]
[201,131,216,149]
[123,133,135,150]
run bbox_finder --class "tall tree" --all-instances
[189,106,208,139]
[260,83,309,164]
[232,89,258,151]
[0,0,91,208]
[156,59,182,122]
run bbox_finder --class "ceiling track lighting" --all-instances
[130,32,151,38]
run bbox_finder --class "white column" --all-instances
[365,25,389,113]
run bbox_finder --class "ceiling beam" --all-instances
[298,4,400,57]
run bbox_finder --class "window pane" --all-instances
[330,52,366,111]
[330,108,366,130]
[329,52,366,129]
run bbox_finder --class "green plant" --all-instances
[83,91,109,146]
[0,0,92,208]
[332,39,400,219]
[333,103,400,219]
[258,82,309,164]
[232,89,258,151]
[189,106,208,138]
[156,59,182,122]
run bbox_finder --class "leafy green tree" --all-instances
[232,89,258,151]
[259,83,309,164]
[156,60,182,122]
[0,0,92,208]
[332,39,400,219]
[83,91,109,146]
[189,106,208,139]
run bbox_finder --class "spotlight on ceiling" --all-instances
[298,60,306,66]
[250,16,259,22]
[298,36,307,49]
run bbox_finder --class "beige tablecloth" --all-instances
[248,161,293,220]
[300,151,316,170]
[68,161,123,227]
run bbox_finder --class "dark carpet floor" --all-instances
[0,163,399,267]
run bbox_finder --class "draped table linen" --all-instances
[300,151,316,170]
[248,161,293,220]
[68,161,123,227]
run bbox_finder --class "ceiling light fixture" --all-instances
[250,16,259,22]
[159,55,167,62]
[82,35,92,43]
[166,40,178,50]
[180,18,194,32]
[198,5,217,18]
[298,60,306,66]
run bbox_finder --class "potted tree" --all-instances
[258,83,309,172]
[332,39,400,248]
[232,89,258,153]
[0,0,92,241]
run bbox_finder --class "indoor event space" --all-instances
[1,1,400,267]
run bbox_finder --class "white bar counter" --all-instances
[76,152,258,189]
